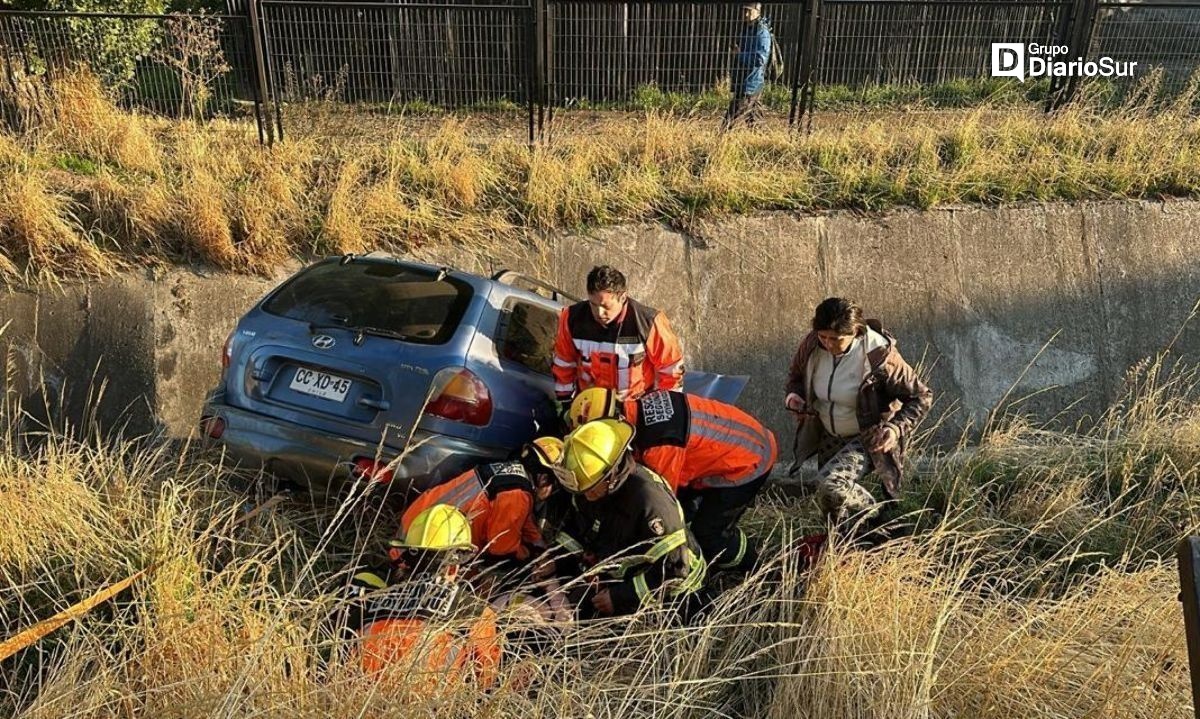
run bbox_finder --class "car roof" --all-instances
[317,254,570,309]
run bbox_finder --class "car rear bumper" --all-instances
[200,392,506,496]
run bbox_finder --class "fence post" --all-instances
[541,0,553,143]
[526,0,536,146]
[790,0,820,128]
[532,0,545,144]
[1178,537,1200,719]
[1045,0,1099,112]
[1058,0,1101,110]
[1044,0,1079,111]
[247,0,275,143]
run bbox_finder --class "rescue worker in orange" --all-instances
[342,504,502,688]
[551,265,685,419]
[568,387,776,572]
[398,437,564,567]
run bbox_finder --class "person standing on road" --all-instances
[551,265,685,423]
[784,297,933,531]
[723,2,773,130]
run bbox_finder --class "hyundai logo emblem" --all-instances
[312,335,336,350]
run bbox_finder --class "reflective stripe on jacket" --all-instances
[400,462,539,561]
[626,391,778,492]
[556,465,705,613]
[551,297,685,401]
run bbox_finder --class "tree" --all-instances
[150,13,231,119]
[11,0,168,90]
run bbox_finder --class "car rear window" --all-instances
[262,260,473,345]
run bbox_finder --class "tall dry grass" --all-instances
[2,72,1199,281]
[1,352,1197,718]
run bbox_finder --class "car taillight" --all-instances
[200,415,226,439]
[352,457,394,484]
[426,368,492,426]
[221,329,235,370]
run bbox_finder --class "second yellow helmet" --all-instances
[568,388,621,430]
[561,418,635,493]
[525,436,565,468]
[394,504,473,551]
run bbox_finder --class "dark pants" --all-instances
[678,470,770,572]
[722,92,762,130]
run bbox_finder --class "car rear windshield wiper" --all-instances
[305,318,409,345]
[348,325,411,345]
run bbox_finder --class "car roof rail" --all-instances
[491,270,582,304]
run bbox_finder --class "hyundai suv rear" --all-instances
[200,256,569,496]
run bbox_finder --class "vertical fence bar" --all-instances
[1179,537,1200,719]
[527,0,536,145]
[247,0,276,143]
[788,0,808,126]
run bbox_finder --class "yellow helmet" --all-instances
[395,504,473,551]
[525,436,565,469]
[568,388,620,430]
[561,419,635,493]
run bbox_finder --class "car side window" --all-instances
[497,300,558,376]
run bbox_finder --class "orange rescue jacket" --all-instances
[552,297,684,401]
[356,578,502,688]
[625,391,778,493]
[400,462,541,561]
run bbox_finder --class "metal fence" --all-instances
[0,11,259,121]
[1085,1,1200,101]
[2,0,1199,144]
[815,0,1066,87]
[545,0,801,108]
[260,1,532,107]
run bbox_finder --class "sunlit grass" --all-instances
[0,341,1196,717]
[1,71,1199,281]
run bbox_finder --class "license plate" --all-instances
[289,367,352,402]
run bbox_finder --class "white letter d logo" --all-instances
[991,43,1025,81]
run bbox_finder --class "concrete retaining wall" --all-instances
[3,200,1198,448]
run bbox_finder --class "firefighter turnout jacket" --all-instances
[553,465,705,614]
[552,297,685,402]
[349,572,501,686]
[624,390,778,493]
[400,462,541,562]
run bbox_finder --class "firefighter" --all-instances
[398,437,565,567]
[548,419,706,617]
[344,504,502,687]
[568,387,776,573]
[551,265,685,420]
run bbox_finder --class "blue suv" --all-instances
[200,255,746,497]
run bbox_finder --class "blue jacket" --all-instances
[735,17,773,96]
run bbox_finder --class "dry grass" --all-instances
[1,351,1197,718]
[1,73,1199,281]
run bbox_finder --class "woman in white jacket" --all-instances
[784,298,933,529]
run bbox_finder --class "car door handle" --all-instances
[251,368,272,381]
[358,397,390,411]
